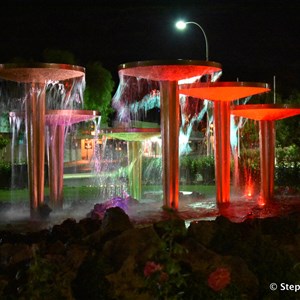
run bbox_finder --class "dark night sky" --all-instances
[0,0,299,93]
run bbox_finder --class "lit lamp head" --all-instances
[175,20,209,61]
[175,20,187,30]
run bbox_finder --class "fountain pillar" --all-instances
[160,81,180,209]
[259,120,275,204]
[25,83,46,217]
[213,101,231,205]
[48,125,65,209]
[128,141,142,200]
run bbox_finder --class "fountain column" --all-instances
[48,124,65,209]
[25,83,46,217]
[259,120,275,204]
[213,101,231,205]
[128,141,142,200]
[160,81,180,209]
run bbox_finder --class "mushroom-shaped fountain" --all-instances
[0,63,100,218]
[231,104,300,204]
[118,60,222,210]
[46,109,100,209]
[102,127,161,200]
[179,82,270,206]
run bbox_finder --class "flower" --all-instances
[143,261,163,277]
[207,267,231,292]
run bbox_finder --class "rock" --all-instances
[106,255,152,300]
[101,207,133,236]
[153,218,187,241]
[187,220,217,247]
[26,229,51,244]
[102,226,162,271]
[72,255,113,300]
[66,244,89,269]
[50,218,78,242]
[78,217,102,235]
[38,203,52,219]
[0,278,8,297]
[46,240,66,255]
[0,243,33,267]
[88,196,139,220]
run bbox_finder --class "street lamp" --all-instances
[175,20,209,61]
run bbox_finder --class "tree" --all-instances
[42,48,77,65]
[42,50,115,124]
[275,89,300,147]
[84,61,115,125]
[0,134,9,151]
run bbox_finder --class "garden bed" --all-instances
[1,205,300,299]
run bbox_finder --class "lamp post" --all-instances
[175,20,209,61]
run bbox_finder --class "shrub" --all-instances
[276,144,300,187]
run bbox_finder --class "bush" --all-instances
[0,162,28,189]
[0,161,11,189]
[180,155,215,185]
[276,144,300,187]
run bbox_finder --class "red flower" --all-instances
[144,261,163,277]
[207,267,231,292]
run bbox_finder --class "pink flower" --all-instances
[144,261,163,277]
[207,267,231,292]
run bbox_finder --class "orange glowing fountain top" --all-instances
[231,104,300,120]
[179,81,271,206]
[119,59,221,81]
[0,62,85,82]
[118,59,222,210]
[179,81,270,101]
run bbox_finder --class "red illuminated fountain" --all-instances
[119,60,222,210]
[179,82,270,206]
[232,104,300,205]
[0,63,100,218]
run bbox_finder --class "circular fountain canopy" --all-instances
[179,82,270,101]
[231,104,300,121]
[119,60,222,81]
[0,63,85,83]
[9,110,100,125]
[46,110,100,126]
[102,127,161,142]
